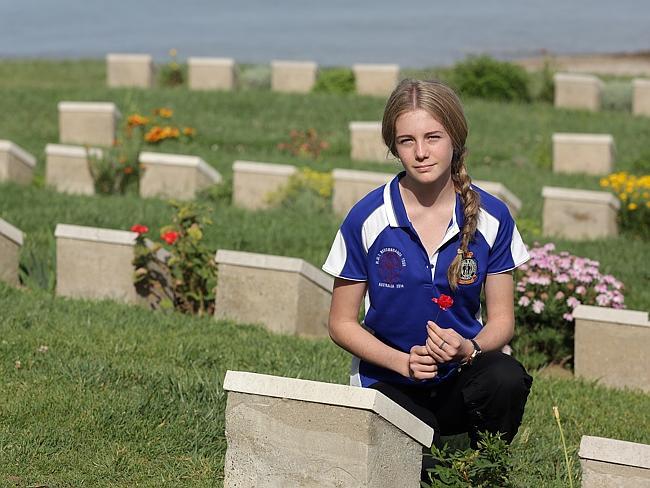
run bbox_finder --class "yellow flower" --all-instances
[646,201,650,208]
[627,202,638,210]
[619,193,627,201]
[600,178,609,187]
[155,107,173,118]
[169,48,177,57]
[643,192,649,199]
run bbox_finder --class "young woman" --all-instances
[322,79,533,479]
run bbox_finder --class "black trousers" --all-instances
[369,351,533,479]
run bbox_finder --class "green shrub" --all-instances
[423,431,514,487]
[451,56,531,102]
[313,68,355,94]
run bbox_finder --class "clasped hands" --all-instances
[408,321,472,380]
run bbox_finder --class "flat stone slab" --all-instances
[554,72,603,111]
[106,53,154,88]
[633,78,650,117]
[0,217,24,286]
[0,140,36,185]
[271,60,317,93]
[542,186,619,240]
[139,151,222,200]
[353,63,399,97]
[223,370,433,487]
[55,224,138,303]
[332,168,393,215]
[45,143,100,195]
[574,305,650,392]
[58,101,122,147]
[349,121,391,163]
[188,57,236,90]
[232,160,298,210]
[552,133,615,175]
[214,249,332,337]
[580,435,650,487]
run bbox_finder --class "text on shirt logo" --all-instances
[376,247,406,288]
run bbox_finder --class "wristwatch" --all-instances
[463,338,482,366]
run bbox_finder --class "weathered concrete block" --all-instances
[632,78,650,117]
[214,250,333,337]
[271,60,317,93]
[0,218,24,286]
[473,180,522,217]
[139,151,222,200]
[58,102,121,147]
[552,133,615,175]
[579,435,650,487]
[353,63,399,97]
[542,186,619,240]
[554,73,603,111]
[106,53,154,88]
[574,305,650,392]
[45,144,100,195]
[332,169,392,216]
[223,370,433,488]
[350,122,390,163]
[55,224,138,303]
[188,57,236,91]
[232,160,297,210]
[0,140,36,184]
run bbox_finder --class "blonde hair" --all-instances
[382,79,480,291]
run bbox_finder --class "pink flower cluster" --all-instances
[515,243,625,322]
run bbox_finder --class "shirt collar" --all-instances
[384,171,463,234]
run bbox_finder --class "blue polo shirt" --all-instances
[322,172,529,388]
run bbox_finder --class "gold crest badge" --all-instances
[458,251,478,285]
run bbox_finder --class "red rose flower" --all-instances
[130,224,149,235]
[432,294,454,311]
[162,231,180,245]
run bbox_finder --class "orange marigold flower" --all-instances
[154,107,173,118]
[145,126,163,143]
[127,114,149,127]
[183,127,196,137]
[124,166,134,175]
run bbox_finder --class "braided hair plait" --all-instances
[447,149,481,291]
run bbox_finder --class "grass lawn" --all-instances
[0,59,649,486]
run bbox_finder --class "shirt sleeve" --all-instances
[322,217,368,281]
[486,212,530,275]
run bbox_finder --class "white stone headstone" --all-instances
[58,101,122,147]
[188,57,236,91]
[632,78,650,117]
[271,60,317,93]
[349,122,391,163]
[579,435,650,487]
[45,143,101,195]
[106,53,154,88]
[0,217,24,286]
[552,133,615,175]
[0,140,36,184]
[232,160,298,210]
[554,73,603,111]
[353,63,400,97]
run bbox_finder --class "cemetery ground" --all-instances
[0,59,649,486]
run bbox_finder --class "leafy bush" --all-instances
[313,68,355,94]
[601,172,650,238]
[277,128,330,160]
[158,48,185,87]
[513,243,625,369]
[423,431,514,488]
[266,167,333,212]
[132,201,217,316]
[451,56,531,102]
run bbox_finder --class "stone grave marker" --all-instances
[632,78,650,117]
[106,53,154,88]
[0,140,36,184]
[188,57,236,91]
[223,370,433,488]
[271,60,317,93]
[542,186,619,240]
[0,218,24,286]
[45,143,101,195]
[554,73,603,111]
[139,151,222,200]
[574,305,649,392]
[55,224,138,303]
[349,122,390,163]
[232,160,297,210]
[214,250,333,337]
[332,168,392,216]
[552,133,615,175]
[579,435,650,487]
[353,63,399,97]
[58,101,121,147]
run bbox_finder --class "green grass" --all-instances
[1,59,649,486]
[1,284,649,487]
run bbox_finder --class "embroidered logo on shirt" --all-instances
[458,251,478,285]
[375,247,406,288]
